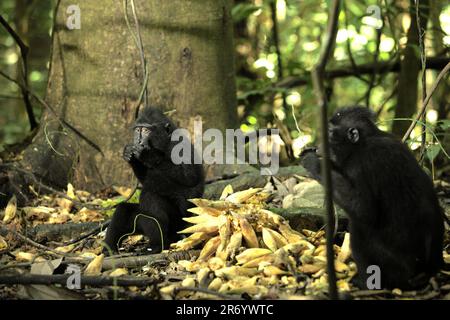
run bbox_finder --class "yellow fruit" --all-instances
[236,248,272,264]
[187,206,223,217]
[178,260,205,272]
[170,232,208,250]
[241,254,274,268]
[224,232,242,260]
[262,228,278,251]
[278,224,305,244]
[207,277,223,291]
[260,209,284,225]
[226,188,262,204]
[189,199,238,210]
[314,245,326,256]
[262,265,287,276]
[215,266,258,278]
[278,241,314,255]
[266,228,288,250]
[183,215,216,224]
[160,284,176,296]
[298,264,322,274]
[220,184,234,200]
[178,221,219,234]
[239,217,259,248]
[218,215,231,252]
[181,277,196,287]
[337,232,351,262]
[197,268,211,287]
[337,279,351,291]
[208,257,225,271]
[334,260,349,273]
[198,236,221,260]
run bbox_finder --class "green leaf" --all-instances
[438,120,450,130]
[232,3,262,23]
[425,144,440,162]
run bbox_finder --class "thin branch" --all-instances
[0,94,21,100]
[351,289,392,297]
[0,273,158,287]
[0,223,74,257]
[60,220,111,246]
[415,0,427,158]
[0,14,37,130]
[311,0,341,300]
[124,0,148,118]
[277,56,449,89]
[102,250,199,270]
[1,163,105,211]
[401,61,450,143]
[269,0,287,111]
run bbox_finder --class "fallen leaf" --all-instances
[3,195,17,223]
[84,254,104,275]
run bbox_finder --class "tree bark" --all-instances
[19,0,237,192]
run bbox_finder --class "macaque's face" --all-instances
[133,122,172,151]
[133,126,151,147]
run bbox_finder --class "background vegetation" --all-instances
[0,0,449,176]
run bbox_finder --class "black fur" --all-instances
[301,106,444,289]
[104,107,204,254]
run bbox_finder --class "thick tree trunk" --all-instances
[392,0,429,137]
[19,0,237,192]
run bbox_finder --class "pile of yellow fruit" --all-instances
[160,186,356,299]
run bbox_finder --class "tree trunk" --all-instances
[20,0,237,192]
[392,0,429,137]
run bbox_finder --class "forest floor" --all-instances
[0,175,449,300]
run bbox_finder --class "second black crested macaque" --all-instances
[300,106,444,289]
[104,107,204,254]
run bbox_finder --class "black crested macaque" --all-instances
[104,107,204,254]
[300,106,444,289]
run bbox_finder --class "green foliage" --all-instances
[438,120,450,131]
[232,3,262,22]
[100,189,141,217]
[233,0,449,176]
[0,0,53,148]
[426,144,440,162]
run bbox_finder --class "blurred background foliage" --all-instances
[0,0,449,170]
[0,0,53,148]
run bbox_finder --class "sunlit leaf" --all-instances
[231,3,262,22]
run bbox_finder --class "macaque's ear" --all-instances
[347,127,359,143]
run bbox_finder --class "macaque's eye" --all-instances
[133,127,142,145]
[141,127,151,135]
[347,127,359,143]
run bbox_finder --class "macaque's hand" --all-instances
[123,144,135,162]
[300,147,321,177]
[132,143,146,159]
